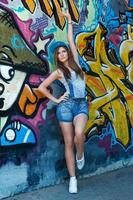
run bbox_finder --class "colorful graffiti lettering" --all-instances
[0,0,133,151]
[1,1,133,197]
[76,20,133,147]
[21,0,79,29]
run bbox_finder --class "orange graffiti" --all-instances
[18,84,45,116]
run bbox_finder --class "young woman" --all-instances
[38,10,88,193]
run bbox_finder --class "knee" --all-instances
[74,130,85,142]
[64,140,74,149]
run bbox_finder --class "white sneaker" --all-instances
[69,177,78,194]
[76,153,85,170]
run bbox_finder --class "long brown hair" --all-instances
[54,46,84,80]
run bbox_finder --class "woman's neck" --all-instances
[63,60,69,68]
[63,61,72,71]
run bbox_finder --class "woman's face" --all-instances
[57,47,68,63]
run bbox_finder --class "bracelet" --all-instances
[68,22,72,24]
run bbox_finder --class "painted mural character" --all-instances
[37,10,88,194]
[0,7,48,146]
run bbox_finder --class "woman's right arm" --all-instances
[38,70,68,104]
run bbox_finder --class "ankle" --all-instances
[76,152,85,170]
[76,152,84,160]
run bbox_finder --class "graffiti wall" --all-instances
[0,0,133,198]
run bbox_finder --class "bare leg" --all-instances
[73,114,88,159]
[59,122,75,177]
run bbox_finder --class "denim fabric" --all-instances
[59,71,86,98]
[56,98,89,122]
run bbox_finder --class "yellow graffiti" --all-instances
[21,0,36,13]
[76,23,133,147]
[120,24,133,84]
[21,0,79,29]
[39,0,53,17]
[67,0,79,22]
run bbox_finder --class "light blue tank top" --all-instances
[59,70,86,98]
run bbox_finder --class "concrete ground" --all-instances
[5,165,133,200]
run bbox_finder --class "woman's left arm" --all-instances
[62,10,80,66]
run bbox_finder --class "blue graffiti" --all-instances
[11,6,25,13]
[99,122,133,151]
[128,0,133,7]
[44,23,57,35]
[11,35,25,49]
[0,121,36,146]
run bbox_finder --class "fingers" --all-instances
[63,95,69,101]
[58,11,63,17]
[59,9,70,18]
[59,12,67,17]
[64,91,68,95]
[57,92,69,103]
[61,92,69,101]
